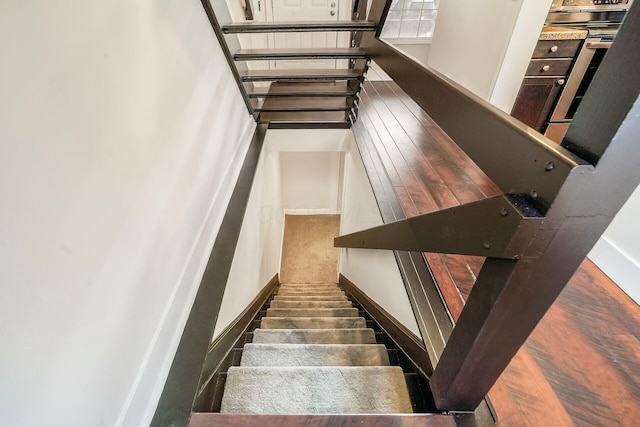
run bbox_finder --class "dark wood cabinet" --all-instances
[511,77,565,130]
[532,39,581,58]
[511,37,583,132]
[525,58,573,76]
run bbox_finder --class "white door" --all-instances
[271,0,340,69]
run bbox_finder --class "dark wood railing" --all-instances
[336,0,640,412]
[201,0,256,118]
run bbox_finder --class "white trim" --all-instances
[283,208,342,215]
[265,129,350,152]
[589,237,640,305]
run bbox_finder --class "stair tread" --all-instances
[248,83,356,98]
[240,343,390,367]
[256,98,350,113]
[261,317,367,329]
[252,328,377,344]
[222,21,377,33]
[235,47,368,60]
[266,308,359,317]
[220,366,413,414]
[241,69,361,82]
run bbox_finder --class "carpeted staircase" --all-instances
[220,282,414,414]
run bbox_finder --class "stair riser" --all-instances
[234,48,367,61]
[260,114,350,128]
[272,295,348,301]
[266,308,359,317]
[252,328,377,344]
[248,83,355,99]
[270,301,353,309]
[279,283,340,288]
[249,93,354,98]
[242,75,361,83]
[256,107,350,113]
[276,288,345,296]
[222,22,377,34]
[261,317,366,329]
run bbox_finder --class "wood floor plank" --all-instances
[440,254,476,299]
[383,81,501,198]
[364,84,459,211]
[489,347,575,427]
[463,256,485,279]
[357,100,404,189]
[524,260,640,427]
[395,186,419,217]
[424,253,464,321]
[365,81,490,214]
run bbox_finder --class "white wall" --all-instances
[390,42,431,65]
[428,0,550,107]
[0,2,254,427]
[340,135,421,338]
[267,129,350,213]
[589,184,640,304]
[489,0,554,112]
[280,152,343,211]
[213,149,284,338]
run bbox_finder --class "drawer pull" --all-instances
[557,79,565,85]
[542,65,551,72]
[550,45,558,53]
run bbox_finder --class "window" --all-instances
[381,0,439,40]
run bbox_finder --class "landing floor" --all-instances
[355,79,640,426]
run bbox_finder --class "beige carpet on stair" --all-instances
[280,214,340,283]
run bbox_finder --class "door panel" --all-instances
[271,0,340,69]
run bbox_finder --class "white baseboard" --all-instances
[283,209,341,215]
[588,237,640,305]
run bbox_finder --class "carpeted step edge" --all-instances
[240,343,391,367]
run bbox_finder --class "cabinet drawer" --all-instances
[533,40,582,58]
[526,58,573,76]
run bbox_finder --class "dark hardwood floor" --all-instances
[357,79,640,426]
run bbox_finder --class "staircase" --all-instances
[219,281,413,414]
[203,0,379,128]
